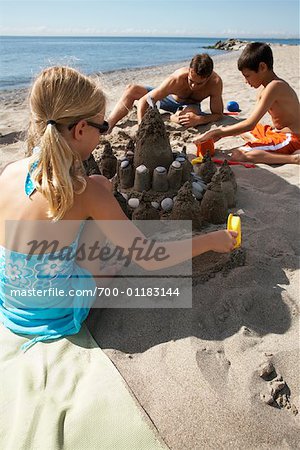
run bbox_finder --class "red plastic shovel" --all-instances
[212,158,256,168]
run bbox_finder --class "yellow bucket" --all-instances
[227,213,241,248]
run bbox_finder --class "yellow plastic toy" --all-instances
[227,213,242,248]
[191,155,203,165]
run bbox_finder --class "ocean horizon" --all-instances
[0,36,299,91]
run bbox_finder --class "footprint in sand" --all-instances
[259,362,298,416]
[196,348,231,395]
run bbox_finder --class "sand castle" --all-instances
[86,105,238,228]
[200,172,228,224]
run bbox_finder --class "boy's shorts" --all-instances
[240,123,300,155]
[145,86,202,115]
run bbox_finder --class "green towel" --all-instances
[0,323,168,450]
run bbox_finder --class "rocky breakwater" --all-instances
[205,38,249,51]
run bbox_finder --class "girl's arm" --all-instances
[82,176,237,271]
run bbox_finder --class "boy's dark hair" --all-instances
[190,54,214,77]
[238,42,274,72]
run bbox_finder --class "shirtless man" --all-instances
[194,43,300,165]
[108,54,223,130]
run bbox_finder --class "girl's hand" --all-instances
[207,230,238,253]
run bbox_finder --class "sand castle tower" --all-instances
[125,139,135,157]
[118,105,195,195]
[219,168,236,208]
[194,151,217,184]
[134,106,173,175]
[176,146,193,183]
[170,181,202,230]
[119,158,135,189]
[200,172,228,224]
[220,159,237,193]
[100,141,117,179]
[83,153,101,176]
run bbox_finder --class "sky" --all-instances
[0,0,299,39]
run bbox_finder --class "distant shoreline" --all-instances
[0,35,299,92]
[0,51,238,95]
[0,35,299,40]
[1,41,297,95]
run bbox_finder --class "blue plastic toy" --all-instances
[227,101,240,112]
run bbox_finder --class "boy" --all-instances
[108,54,223,131]
[194,43,300,164]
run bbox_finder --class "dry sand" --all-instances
[1,45,300,449]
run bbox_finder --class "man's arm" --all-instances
[194,81,278,143]
[205,77,224,123]
[137,76,177,122]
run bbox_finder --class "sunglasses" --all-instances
[68,119,109,134]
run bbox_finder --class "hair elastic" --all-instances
[46,120,57,126]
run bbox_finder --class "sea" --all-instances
[0,36,299,91]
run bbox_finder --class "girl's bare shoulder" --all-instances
[80,174,112,205]
[0,157,30,178]
[85,174,112,191]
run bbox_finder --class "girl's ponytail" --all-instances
[27,66,106,221]
[32,122,86,221]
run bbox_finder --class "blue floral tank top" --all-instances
[0,153,96,351]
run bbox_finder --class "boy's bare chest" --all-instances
[268,100,299,132]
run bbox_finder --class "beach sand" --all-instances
[1,45,299,449]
